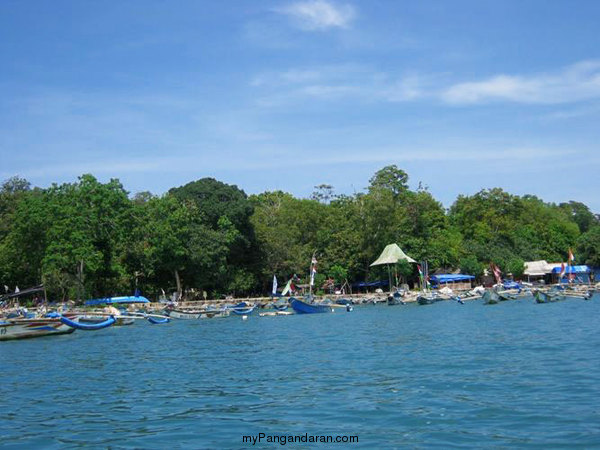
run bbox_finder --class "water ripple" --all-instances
[2,297,600,447]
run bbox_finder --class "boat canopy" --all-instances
[551,265,590,274]
[84,295,150,306]
[370,244,416,266]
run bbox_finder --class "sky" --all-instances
[1,0,599,211]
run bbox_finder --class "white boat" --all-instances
[168,308,230,319]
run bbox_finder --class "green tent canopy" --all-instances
[370,244,416,266]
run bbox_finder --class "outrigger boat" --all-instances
[0,312,116,341]
[167,307,230,319]
[534,289,565,303]
[1,313,78,341]
[79,295,152,326]
[228,302,257,315]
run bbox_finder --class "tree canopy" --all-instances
[1,166,597,301]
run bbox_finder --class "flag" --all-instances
[310,256,317,286]
[490,263,502,284]
[417,264,424,287]
[568,248,575,263]
[3,285,8,293]
[272,275,278,296]
[559,262,566,279]
[14,286,19,293]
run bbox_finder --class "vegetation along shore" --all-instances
[1,165,598,302]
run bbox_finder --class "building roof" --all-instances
[524,260,552,276]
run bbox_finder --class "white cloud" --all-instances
[442,60,600,104]
[277,0,355,30]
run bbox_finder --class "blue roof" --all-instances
[430,274,475,283]
[551,265,590,274]
[84,295,150,306]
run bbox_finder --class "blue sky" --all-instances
[1,0,599,211]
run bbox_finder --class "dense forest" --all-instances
[0,166,598,301]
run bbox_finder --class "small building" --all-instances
[523,260,552,282]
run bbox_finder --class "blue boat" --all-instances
[290,297,333,314]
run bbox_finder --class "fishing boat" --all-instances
[290,297,333,314]
[417,292,441,305]
[0,312,117,341]
[387,291,405,306]
[273,299,289,311]
[0,314,77,341]
[168,307,230,319]
[482,289,500,305]
[534,289,565,303]
[80,295,151,326]
[228,302,257,315]
[335,298,353,306]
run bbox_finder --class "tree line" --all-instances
[0,166,598,301]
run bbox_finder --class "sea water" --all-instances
[1,296,600,448]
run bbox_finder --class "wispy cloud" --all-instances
[252,60,600,110]
[2,144,582,182]
[277,0,356,30]
[442,60,600,105]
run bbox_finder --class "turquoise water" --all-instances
[2,297,600,449]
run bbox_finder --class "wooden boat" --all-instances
[273,303,289,311]
[168,308,230,319]
[228,302,256,315]
[335,298,353,306]
[0,314,77,341]
[79,315,134,326]
[534,290,565,303]
[387,292,405,306]
[290,297,333,314]
[0,312,116,340]
[482,290,500,305]
[417,292,441,305]
[147,316,170,324]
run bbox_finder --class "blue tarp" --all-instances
[551,265,590,274]
[85,295,150,306]
[430,274,475,283]
[503,281,521,289]
[351,280,389,288]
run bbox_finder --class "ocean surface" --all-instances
[2,296,600,449]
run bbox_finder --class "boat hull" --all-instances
[290,297,332,314]
[534,291,565,303]
[0,315,78,341]
[79,316,134,326]
[168,309,230,319]
[482,290,500,304]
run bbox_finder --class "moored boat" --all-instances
[0,314,78,341]
[482,289,500,305]
[168,308,230,319]
[417,292,441,305]
[290,297,333,314]
[534,289,565,303]
[228,302,256,315]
